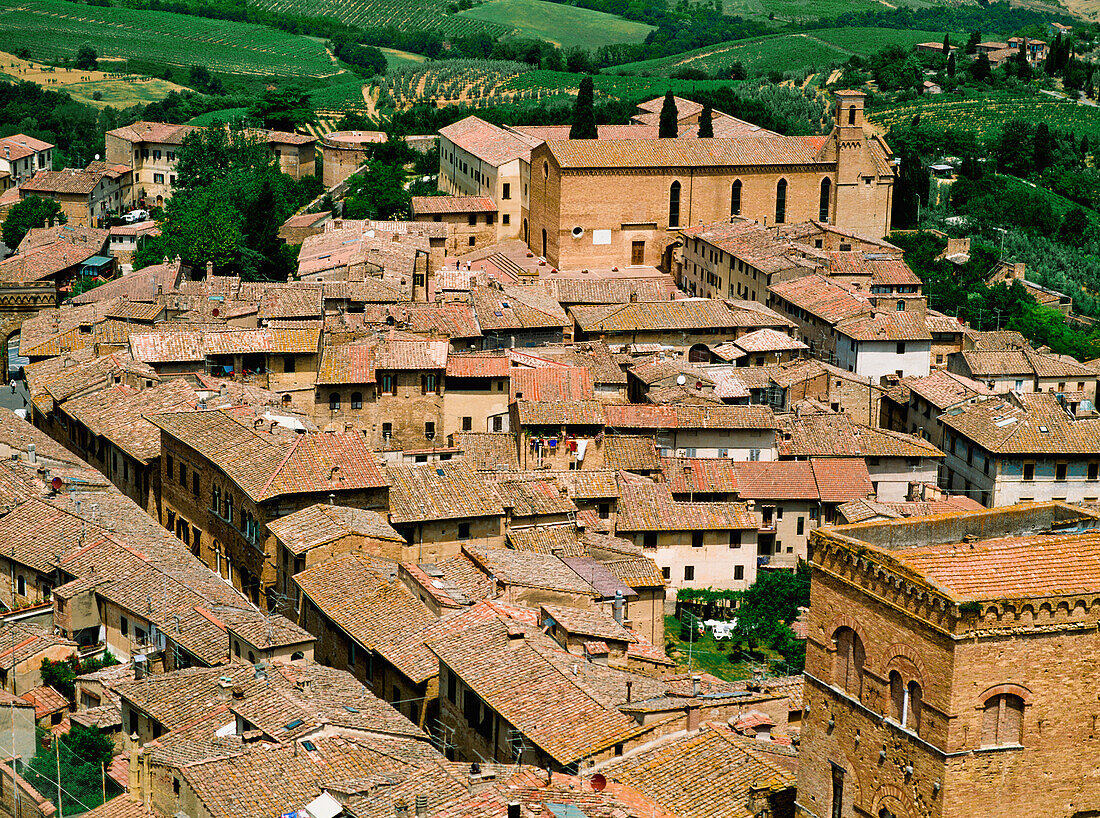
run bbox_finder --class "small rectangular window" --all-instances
[734,565,744,581]
[729,531,741,548]
[643,532,657,549]
[797,517,805,535]
[458,522,471,540]
[179,463,186,486]
[284,355,296,373]
[1023,462,1035,481]
[1056,462,1068,481]
[425,422,435,439]
[192,472,199,497]
[1089,462,1098,481]
[502,183,511,200]
[691,531,703,548]
[684,565,695,581]
[462,416,473,431]
[661,566,670,579]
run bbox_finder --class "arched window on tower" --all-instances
[669,181,681,228]
[775,178,788,224]
[983,693,1024,747]
[819,177,831,222]
[833,627,865,699]
[848,105,856,125]
[731,180,742,217]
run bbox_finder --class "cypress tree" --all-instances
[942,33,950,56]
[947,52,956,77]
[698,103,713,138]
[659,90,678,138]
[568,76,598,139]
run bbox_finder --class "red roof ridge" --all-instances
[257,429,302,500]
[193,606,228,631]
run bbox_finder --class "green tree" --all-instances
[969,52,992,81]
[727,60,747,80]
[568,76,598,140]
[75,44,97,70]
[965,30,981,54]
[736,562,810,669]
[162,183,243,273]
[658,89,678,138]
[947,52,956,77]
[65,724,114,768]
[174,126,274,191]
[1059,207,1090,247]
[697,103,714,138]
[942,33,951,56]
[1033,122,1054,174]
[248,87,313,132]
[344,163,411,221]
[40,657,78,701]
[2,196,66,249]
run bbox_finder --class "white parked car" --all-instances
[122,209,150,223]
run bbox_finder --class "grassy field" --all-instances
[503,71,741,100]
[0,0,338,77]
[0,49,188,108]
[616,27,958,77]
[698,0,932,23]
[381,48,427,69]
[256,0,509,36]
[457,0,654,50]
[869,91,1100,141]
[187,107,251,125]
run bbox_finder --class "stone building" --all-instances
[528,91,893,270]
[0,134,53,187]
[410,195,499,254]
[321,130,386,187]
[798,501,1100,818]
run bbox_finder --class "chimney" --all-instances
[506,624,525,647]
[26,443,35,464]
[467,762,497,794]
[414,795,428,818]
[692,675,701,697]
[625,680,632,703]
[134,654,147,680]
[507,805,521,818]
[231,685,245,699]
[612,590,625,624]
[746,784,771,816]
[206,260,214,278]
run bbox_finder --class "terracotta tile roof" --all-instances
[257,284,322,319]
[554,469,620,499]
[19,224,108,253]
[316,341,374,385]
[836,309,932,342]
[732,459,818,500]
[515,399,606,426]
[0,622,76,671]
[838,495,983,524]
[0,242,99,283]
[106,121,199,145]
[21,685,67,718]
[62,379,198,463]
[680,219,818,275]
[267,504,403,555]
[886,530,1100,602]
[491,475,576,516]
[373,599,537,684]
[661,457,738,494]
[603,435,662,472]
[385,460,503,523]
[353,302,481,338]
[295,553,435,650]
[628,356,713,387]
[810,457,875,503]
[319,278,400,303]
[777,412,942,458]
[605,403,775,430]
[411,195,496,214]
[541,604,636,644]
[545,136,825,169]
[604,722,796,818]
[604,557,666,589]
[938,392,1100,454]
[439,116,534,166]
[426,617,647,764]
[453,432,519,470]
[446,352,510,378]
[895,369,999,409]
[510,366,593,402]
[0,133,52,160]
[373,337,448,370]
[768,274,868,323]
[617,479,755,532]
[464,545,596,596]
[471,284,569,331]
[731,328,808,354]
[78,797,156,818]
[965,329,1028,350]
[20,167,112,195]
[571,299,743,333]
[147,411,386,501]
[549,278,674,305]
[506,526,586,556]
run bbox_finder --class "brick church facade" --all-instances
[528,91,894,270]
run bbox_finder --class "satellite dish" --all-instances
[590,773,606,792]
[211,307,220,317]
[676,374,686,385]
[51,476,62,491]
[94,154,100,161]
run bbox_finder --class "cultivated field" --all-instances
[869,92,1100,141]
[374,59,532,109]
[254,0,509,36]
[0,50,187,107]
[381,48,427,70]
[615,28,958,77]
[699,0,933,24]
[457,0,654,50]
[0,0,337,77]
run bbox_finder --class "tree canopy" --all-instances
[2,196,65,249]
[568,76,598,140]
[659,90,678,138]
